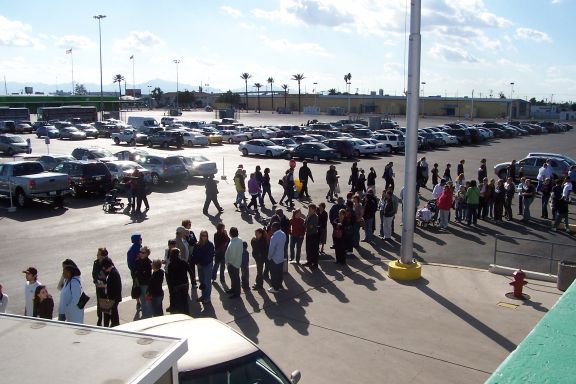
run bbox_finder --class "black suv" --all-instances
[53,160,113,197]
[147,130,184,149]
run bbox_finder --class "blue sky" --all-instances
[1,0,575,102]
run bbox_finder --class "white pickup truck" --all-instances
[111,128,148,145]
[0,161,71,207]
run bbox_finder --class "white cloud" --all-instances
[260,35,332,57]
[115,31,165,52]
[0,16,41,48]
[430,45,480,63]
[515,27,552,43]
[496,59,532,73]
[220,6,242,18]
[55,35,95,50]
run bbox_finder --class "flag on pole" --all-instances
[129,55,134,60]
[66,48,72,54]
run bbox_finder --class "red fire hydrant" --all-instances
[510,269,527,299]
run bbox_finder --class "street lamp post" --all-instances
[313,82,318,110]
[173,59,180,111]
[93,14,106,121]
[421,81,426,97]
[346,81,351,115]
[509,82,515,120]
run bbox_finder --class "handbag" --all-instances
[98,298,115,314]
[77,292,90,309]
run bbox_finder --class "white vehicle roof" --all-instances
[116,315,258,372]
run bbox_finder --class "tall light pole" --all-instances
[173,59,180,111]
[313,82,318,109]
[509,82,515,120]
[93,14,106,121]
[421,81,426,97]
[346,81,351,115]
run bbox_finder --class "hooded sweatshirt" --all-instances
[127,233,142,272]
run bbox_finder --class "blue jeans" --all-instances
[199,263,213,302]
[290,235,304,262]
[364,217,374,239]
[235,192,246,207]
[139,285,152,319]
[523,197,533,220]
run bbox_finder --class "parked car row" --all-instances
[493,152,576,182]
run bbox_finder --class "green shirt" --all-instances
[465,186,481,205]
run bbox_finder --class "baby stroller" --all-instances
[416,199,439,228]
[102,189,125,213]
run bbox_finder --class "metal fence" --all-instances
[493,235,576,276]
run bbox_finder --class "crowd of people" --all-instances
[2,155,573,324]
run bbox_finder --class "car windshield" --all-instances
[6,136,25,143]
[179,351,290,384]
[118,163,139,171]
[84,163,108,176]
[260,140,275,146]
[91,149,114,158]
[188,156,209,162]
[63,127,80,133]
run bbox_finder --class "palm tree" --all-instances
[344,73,352,94]
[240,72,252,110]
[291,73,305,113]
[113,74,125,96]
[254,82,263,113]
[281,84,289,110]
[267,77,274,110]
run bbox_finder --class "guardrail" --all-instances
[493,235,576,276]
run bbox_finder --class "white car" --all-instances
[252,127,276,139]
[181,131,209,147]
[238,139,288,158]
[477,127,494,139]
[362,138,391,154]
[115,315,301,384]
[270,137,299,149]
[179,155,218,177]
[235,126,254,139]
[220,129,249,144]
[349,138,377,156]
[433,132,459,145]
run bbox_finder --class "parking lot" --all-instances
[0,110,575,382]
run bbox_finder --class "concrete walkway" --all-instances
[84,255,560,384]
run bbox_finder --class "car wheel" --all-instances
[242,148,248,156]
[287,152,293,159]
[129,139,136,146]
[113,137,120,145]
[265,150,273,158]
[148,140,153,148]
[151,173,161,186]
[386,145,393,152]
[353,149,360,157]
[188,141,193,147]
[313,155,320,162]
[228,138,233,144]
[15,189,29,208]
[71,184,82,198]
[162,141,169,149]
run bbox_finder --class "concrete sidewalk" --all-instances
[84,256,560,384]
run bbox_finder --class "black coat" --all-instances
[167,257,190,287]
[33,296,54,319]
[106,267,122,302]
[205,178,219,197]
[134,257,152,286]
[148,269,165,297]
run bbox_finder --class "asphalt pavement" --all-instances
[0,110,575,382]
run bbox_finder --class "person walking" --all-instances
[134,246,153,319]
[478,159,487,185]
[325,165,339,202]
[457,160,465,179]
[443,163,452,182]
[212,223,229,283]
[132,168,149,213]
[521,179,536,221]
[0,284,8,313]
[419,157,429,188]
[289,209,305,264]
[268,222,287,293]
[92,248,108,326]
[304,204,320,270]
[251,228,269,290]
[191,230,214,304]
[298,161,314,199]
[224,227,243,299]
[318,202,328,254]
[362,189,378,241]
[147,259,165,316]
[356,169,367,197]
[431,163,440,187]
[23,267,40,317]
[261,167,277,206]
[233,165,247,210]
[349,162,359,192]
[465,180,481,226]
[101,257,122,327]
[247,173,261,212]
[33,285,54,319]
[203,175,223,214]
[383,162,395,190]
[507,160,517,182]
[166,248,191,314]
[255,165,264,206]
[58,264,85,324]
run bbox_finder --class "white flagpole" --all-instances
[70,49,75,95]
[131,55,135,97]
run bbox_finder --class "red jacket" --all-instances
[290,217,305,237]
[437,189,453,210]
